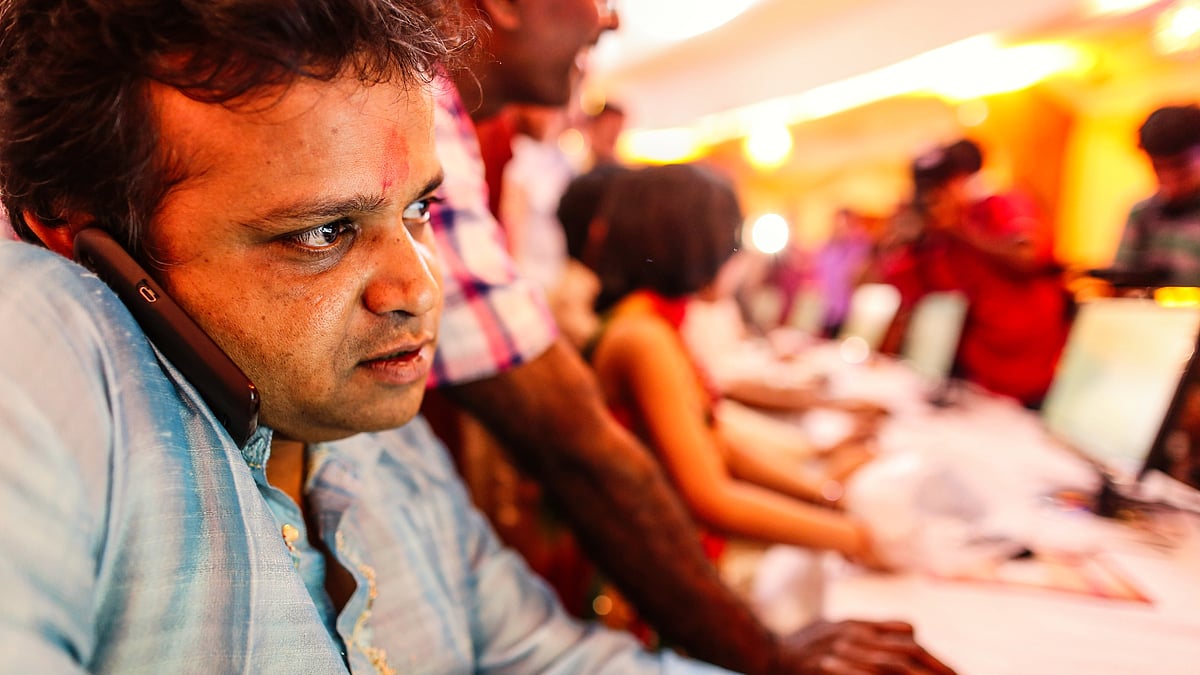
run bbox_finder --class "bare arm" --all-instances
[721,378,890,419]
[721,378,822,411]
[597,319,869,559]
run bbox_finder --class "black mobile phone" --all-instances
[73,228,260,446]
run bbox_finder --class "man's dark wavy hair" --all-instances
[0,0,471,260]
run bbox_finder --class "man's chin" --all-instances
[262,399,425,444]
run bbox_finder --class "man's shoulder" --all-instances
[0,241,199,495]
[0,241,136,340]
[2,239,95,291]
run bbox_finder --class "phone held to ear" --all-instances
[73,228,260,446]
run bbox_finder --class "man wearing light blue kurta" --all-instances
[0,242,729,674]
[0,0,735,672]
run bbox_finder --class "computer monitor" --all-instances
[899,290,969,406]
[1040,297,1200,515]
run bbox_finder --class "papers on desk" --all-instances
[933,549,1152,604]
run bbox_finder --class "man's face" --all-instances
[502,0,615,106]
[145,75,443,443]
[1151,146,1200,207]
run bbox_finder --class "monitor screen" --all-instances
[1040,298,1200,482]
[900,290,968,383]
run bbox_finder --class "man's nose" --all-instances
[362,229,439,318]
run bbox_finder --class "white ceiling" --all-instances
[585,0,1163,132]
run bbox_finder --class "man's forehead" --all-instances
[145,76,437,233]
[149,76,433,170]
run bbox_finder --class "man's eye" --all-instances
[402,196,443,228]
[291,220,354,250]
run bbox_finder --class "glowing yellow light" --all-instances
[592,594,613,616]
[742,122,793,170]
[748,213,789,254]
[619,127,705,164]
[622,35,1089,152]
[557,128,588,165]
[1155,286,1200,307]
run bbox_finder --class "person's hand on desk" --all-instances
[830,399,890,420]
[776,619,957,674]
[844,522,892,572]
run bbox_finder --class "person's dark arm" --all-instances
[445,339,955,674]
[445,340,779,672]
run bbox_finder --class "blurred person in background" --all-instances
[585,101,628,168]
[813,208,875,337]
[498,104,578,290]
[588,164,890,574]
[1112,104,1200,286]
[552,163,632,349]
[879,139,1069,408]
[428,0,955,671]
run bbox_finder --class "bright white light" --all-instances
[743,122,793,170]
[749,213,789,254]
[926,41,1086,101]
[1086,0,1158,16]
[1155,0,1200,56]
[621,0,762,42]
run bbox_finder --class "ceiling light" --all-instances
[743,123,794,170]
[619,127,705,164]
[1154,0,1200,56]
[748,213,789,254]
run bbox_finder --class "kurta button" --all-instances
[281,524,300,554]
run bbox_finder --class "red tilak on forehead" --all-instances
[379,127,409,192]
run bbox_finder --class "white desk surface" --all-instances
[724,338,1200,675]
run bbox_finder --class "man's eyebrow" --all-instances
[417,172,445,200]
[244,193,387,232]
[243,170,444,232]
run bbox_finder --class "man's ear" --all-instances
[477,0,520,31]
[22,210,95,258]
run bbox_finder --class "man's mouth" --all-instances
[358,341,433,385]
[364,346,421,363]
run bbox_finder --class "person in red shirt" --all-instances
[880,139,1069,408]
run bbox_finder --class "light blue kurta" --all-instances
[0,241,734,675]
